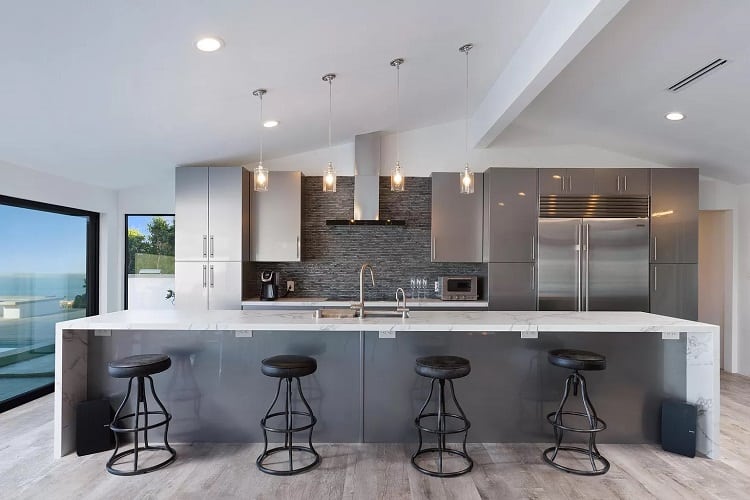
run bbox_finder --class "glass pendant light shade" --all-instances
[254,163,269,191]
[322,73,337,192]
[460,163,474,194]
[252,88,269,192]
[391,161,404,191]
[390,58,406,192]
[323,161,337,192]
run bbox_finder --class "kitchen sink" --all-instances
[312,308,409,319]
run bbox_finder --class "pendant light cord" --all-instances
[259,93,264,164]
[396,62,400,163]
[328,78,332,149]
[464,47,469,161]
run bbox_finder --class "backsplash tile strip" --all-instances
[253,176,486,300]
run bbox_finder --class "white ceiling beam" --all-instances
[470,0,630,148]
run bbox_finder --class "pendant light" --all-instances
[390,58,405,192]
[252,88,269,191]
[322,73,337,192]
[459,43,474,194]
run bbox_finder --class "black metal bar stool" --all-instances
[411,355,473,477]
[106,354,176,476]
[257,355,320,475]
[543,349,610,475]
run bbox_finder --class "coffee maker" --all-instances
[260,271,279,301]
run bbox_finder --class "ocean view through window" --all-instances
[0,195,98,411]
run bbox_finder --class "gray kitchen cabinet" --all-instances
[483,168,538,262]
[650,168,698,263]
[174,261,209,310]
[174,166,250,310]
[539,168,595,195]
[175,167,209,261]
[431,172,484,263]
[488,263,536,310]
[251,171,302,262]
[650,263,698,320]
[594,169,650,196]
[175,166,250,262]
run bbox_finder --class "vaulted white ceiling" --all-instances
[496,0,750,182]
[0,0,551,188]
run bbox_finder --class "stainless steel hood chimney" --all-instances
[326,132,406,226]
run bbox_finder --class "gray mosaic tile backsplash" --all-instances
[252,176,486,300]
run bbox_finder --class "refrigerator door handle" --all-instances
[531,264,535,291]
[575,224,581,311]
[584,223,590,311]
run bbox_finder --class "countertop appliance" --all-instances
[439,276,478,301]
[537,196,650,311]
[260,271,279,301]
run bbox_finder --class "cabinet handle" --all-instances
[209,235,214,258]
[624,175,628,192]
[617,176,621,193]
[432,236,436,261]
[210,265,215,288]
[202,235,207,258]
[560,175,565,192]
[202,264,207,288]
[531,264,535,291]
[568,176,573,193]
[531,235,535,261]
[653,236,657,261]
[653,265,657,291]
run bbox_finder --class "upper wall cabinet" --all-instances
[175,167,249,262]
[539,168,595,195]
[650,168,698,264]
[251,171,302,262]
[431,172,484,263]
[594,169,650,196]
[483,168,538,263]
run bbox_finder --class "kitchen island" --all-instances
[55,310,719,459]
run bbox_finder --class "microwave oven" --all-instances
[439,276,478,301]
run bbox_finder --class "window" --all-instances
[0,195,99,412]
[125,215,175,310]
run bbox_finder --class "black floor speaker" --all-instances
[76,399,115,456]
[661,400,697,458]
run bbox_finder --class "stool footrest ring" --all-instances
[546,411,607,433]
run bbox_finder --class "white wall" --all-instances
[0,159,119,312]
[265,120,662,176]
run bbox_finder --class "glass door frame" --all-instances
[0,194,99,412]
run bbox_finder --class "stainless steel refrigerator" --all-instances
[537,218,650,311]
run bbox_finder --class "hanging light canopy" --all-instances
[390,57,405,192]
[322,73,337,192]
[459,43,474,194]
[252,88,269,191]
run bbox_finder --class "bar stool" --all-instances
[257,355,320,475]
[543,349,610,475]
[106,354,176,476]
[411,355,473,477]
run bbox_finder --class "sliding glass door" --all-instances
[0,195,98,412]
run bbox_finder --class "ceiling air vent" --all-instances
[667,58,727,92]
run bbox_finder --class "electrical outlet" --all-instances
[287,280,295,292]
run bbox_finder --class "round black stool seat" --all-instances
[415,356,471,380]
[108,354,171,378]
[261,355,317,378]
[548,349,606,371]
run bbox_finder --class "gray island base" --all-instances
[55,310,719,459]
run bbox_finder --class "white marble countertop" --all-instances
[56,309,718,334]
[241,297,489,308]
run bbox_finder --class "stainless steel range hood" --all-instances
[326,132,406,226]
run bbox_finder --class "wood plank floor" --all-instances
[1,372,749,499]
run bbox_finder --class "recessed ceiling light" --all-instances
[263,120,279,128]
[665,112,685,121]
[195,37,224,52]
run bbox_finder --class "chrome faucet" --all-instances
[352,263,375,317]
